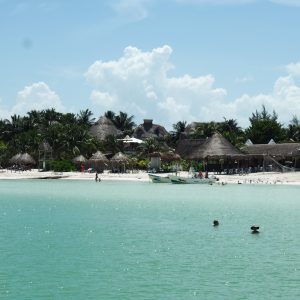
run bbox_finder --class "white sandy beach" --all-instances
[1,168,300,185]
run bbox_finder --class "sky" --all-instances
[1,0,300,130]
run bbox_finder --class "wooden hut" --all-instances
[133,119,168,140]
[87,151,109,173]
[242,142,300,170]
[110,152,129,173]
[90,116,122,141]
[176,132,245,172]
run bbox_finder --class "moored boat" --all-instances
[148,173,172,183]
[169,174,217,184]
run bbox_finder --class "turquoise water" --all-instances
[0,180,299,299]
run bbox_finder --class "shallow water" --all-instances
[0,180,300,299]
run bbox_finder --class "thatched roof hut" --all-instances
[242,143,300,159]
[200,132,244,159]
[19,153,36,165]
[90,116,122,141]
[176,132,244,160]
[175,139,207,160]
[110,152,129,173]
[110,152,129,163]
[133,119,168,140]
[159,151,181,162]
[87,151,109,172]
[9,153,22,164]
[10,153,36,165]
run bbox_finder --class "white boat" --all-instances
[169,174,217,184]
[148,173,172,183]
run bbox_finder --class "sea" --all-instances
[0,179,299,299]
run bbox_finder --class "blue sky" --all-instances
[1,0,300,129]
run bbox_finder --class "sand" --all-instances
[1,168,300,185]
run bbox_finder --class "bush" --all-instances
[49,160,76,172]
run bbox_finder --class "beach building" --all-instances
[90,116,122,141]
[133,119,168,140]
[242,141,300,170]
[176,132,246,173]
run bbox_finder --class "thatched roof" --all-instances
[242,143,300,158]
[10,153,36,165]
[110,152,129,163]
[133,119,168,140]
[72,155,87,164]
[175,139,206,160]
[88,151,109,162]
[9,153,22,164]
[19,153,36,165]
[201,132,244,159]
[176,132,243,160]
[149,151,181,162]
[90,116,122,141]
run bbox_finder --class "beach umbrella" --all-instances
[19,153,36,165]
[110,152,129,173]
[9,153,22,165]
[87,151,109,172]
[72,155,87,164]
[110,152,129,163]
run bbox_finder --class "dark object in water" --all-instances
[251,225,260,234]
[213,220,219,226]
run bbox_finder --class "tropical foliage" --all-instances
[0,106,299,169]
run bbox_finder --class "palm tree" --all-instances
[138,138,161,156]
[104,111,136,135]
[77,109,95,128]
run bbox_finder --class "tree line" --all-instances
[0,106,299,168]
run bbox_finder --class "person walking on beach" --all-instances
[95,172,98,182]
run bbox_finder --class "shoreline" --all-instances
[1,169,300,185]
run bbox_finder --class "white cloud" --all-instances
[85,45,226,128]
[11,82,65,116]
[286,62,300,77]
[90,90,117,108]
[86,47,300,129]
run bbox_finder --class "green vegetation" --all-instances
[0,106,299,169]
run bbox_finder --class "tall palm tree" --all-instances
[77,109,95,128]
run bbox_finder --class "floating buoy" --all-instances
[251,225,260,234]
[213,220,219,226]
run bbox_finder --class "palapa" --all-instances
[10,153,36,165]
[200,132,244,159]
[72,155,87,164]
[9,153,22,164]
[242,143,300,159]
[176,132,244,160]
[19,153,36,165]
[90,116,122,141]
[89,151,109,163]
[110,152,129,163]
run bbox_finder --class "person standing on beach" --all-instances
[95,172,98,182]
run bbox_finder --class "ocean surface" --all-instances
[0,179,299,299]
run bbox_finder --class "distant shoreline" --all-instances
[1,169,300,185]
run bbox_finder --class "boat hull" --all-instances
[169,175,216,184]
[148,174,172,183]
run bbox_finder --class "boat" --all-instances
[148,173,172,183]
[169,174,217,184]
